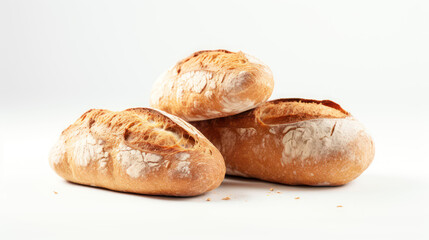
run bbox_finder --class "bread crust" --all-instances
[191,98,375,186]
[49,108,226,196]
[150,50,274,121]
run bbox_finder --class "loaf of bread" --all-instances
[49,108,226,196]
[191,98,375,186]
[150,49,274,121]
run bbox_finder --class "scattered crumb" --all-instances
[206,198,211,202]
[277,191,281,194]
[53,191,58,194]
[337,205,343,208]
[222,197,231,200]
[295,197,300,199]
[269,188,274,191]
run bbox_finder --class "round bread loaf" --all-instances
[191,98,375,186]
[49,108,226,196]
[150,49,274,121]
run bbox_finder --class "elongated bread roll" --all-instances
[191,99,375,186]
[150,49,274,121]
[49,108,226,196]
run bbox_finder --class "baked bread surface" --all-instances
[49,108,226,196]
[150,50,274,121]
[191,98,375,186]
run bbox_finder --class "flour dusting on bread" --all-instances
[221,97,255,113]
[117,142,164,178]
[279,118,367,166]
[179,70,212,93]
[176,152,190,161]
[176,161,191,177]
[219,129,236,154]
[204,90,213,99]
[150,49,274,121]
[49,108,226,196]
[236,128,257,138]
[191,98,374,186]
[49,136,66,167]
[224,71,250,93]
[72,132,108,168]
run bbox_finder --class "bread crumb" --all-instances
[206,198,211,201]
[337,205,343,208]
[222,197,231,200]
[53,191,58,194]
[295,197,300,199]
[269,188,274,191]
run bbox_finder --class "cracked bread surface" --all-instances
[150,49,274,121]
[49,108,226,196]
[191,98,374,186]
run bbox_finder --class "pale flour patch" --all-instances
[204,90,213,98]
[193,101,201,109]
[236,128,257,138]
[209,81,217,89]
[261,135,271,149]
[279,118,367,166]
[221,97,255,114]
[176,152,190,161]
[72,133,108,169]
[205,109,221,115]
[49,135,66,168]
[176,161,191,177]
[117,143,163,178]
[166,78,174,90]
[219,128,236,154]
[177,86,184,100]
[99,152,109,171]
[70,130,81,137]
[224,71,249,93]
[178,70,212,93]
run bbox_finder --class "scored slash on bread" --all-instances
[49,108,226,196]
[191,98,375,186]
[150,50,274,121]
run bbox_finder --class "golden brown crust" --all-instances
[255,98,349,125]
[191,98,374,186]
[150,49,274,121]
[49,108,226,196]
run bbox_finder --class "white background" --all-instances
[1,0,428,239]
